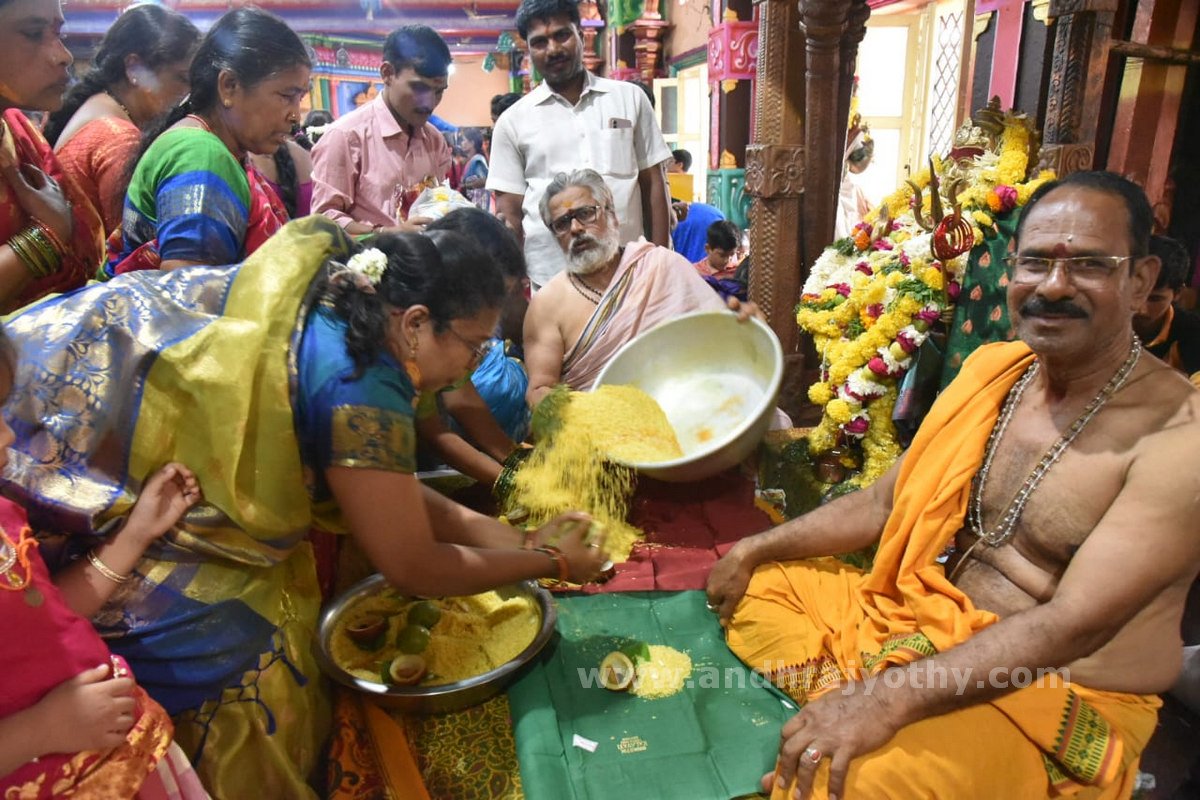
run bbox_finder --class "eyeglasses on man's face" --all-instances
[550,204,606,236]
[1003,255,1133,286]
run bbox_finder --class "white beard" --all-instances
[565,226,620,275]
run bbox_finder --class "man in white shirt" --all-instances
[486,0,673,289]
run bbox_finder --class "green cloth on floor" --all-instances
[507,591,795,800]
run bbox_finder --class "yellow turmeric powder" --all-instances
[631,645,693,699]
[507,385,682,562]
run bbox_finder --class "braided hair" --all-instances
[129,8,310,174]
[271,144,299,218]
[44,5,199,145]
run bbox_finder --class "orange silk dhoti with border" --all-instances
[726,342,1161,799]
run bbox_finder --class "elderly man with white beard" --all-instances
[522,169,736,407]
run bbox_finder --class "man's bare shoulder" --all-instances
[1125,358,1200,444]
[1109,361,1200,524]
[527,275,575,324]
[529,274,571,308]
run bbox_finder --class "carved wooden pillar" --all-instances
[1038,0,1119,176]
[746,0,805,354]
[580,22,606,74]
[745,0,807,420]
[797,0,865,268]
[629,18,671,80]
[837,0,871,167]
[746,0,865,421]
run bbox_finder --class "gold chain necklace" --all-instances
[967,336,1142,550]
[105,90,133,122]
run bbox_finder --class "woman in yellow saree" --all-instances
[0,216,610,797]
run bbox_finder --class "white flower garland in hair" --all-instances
[346,248,388,285]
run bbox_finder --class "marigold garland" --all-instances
[797,110,1055,490]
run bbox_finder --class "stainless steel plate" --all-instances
[313,574,557,714]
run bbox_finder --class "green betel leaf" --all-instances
[621,640,652,665]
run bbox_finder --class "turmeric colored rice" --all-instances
[507,385,682,562]
[330,586,541,687]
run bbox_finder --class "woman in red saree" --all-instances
[43,4,199,236]
[0,0,105,313]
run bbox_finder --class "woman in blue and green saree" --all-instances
[104,7,307,277]
[0,215,611,797]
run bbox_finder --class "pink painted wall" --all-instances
[438,55,516,127]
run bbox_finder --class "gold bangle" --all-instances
[7,228,47,279]
[30,217,67,257]
[7,223,59,279]
[87,550,130,584]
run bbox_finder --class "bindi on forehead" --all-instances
[554,188,596,212]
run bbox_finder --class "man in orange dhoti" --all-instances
[707,171,1200,800]
[523,168,728,405]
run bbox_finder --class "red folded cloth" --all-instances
[570,469,774,594]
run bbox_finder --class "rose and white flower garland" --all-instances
[798,223,965,486]
[798,111,1055,488]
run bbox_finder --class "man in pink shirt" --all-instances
[311,25,453,235]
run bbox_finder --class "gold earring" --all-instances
[223,100,232,108]
[404,338,421,390]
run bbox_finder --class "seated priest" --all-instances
[706,170,1200,800]
[523,168,732,406]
